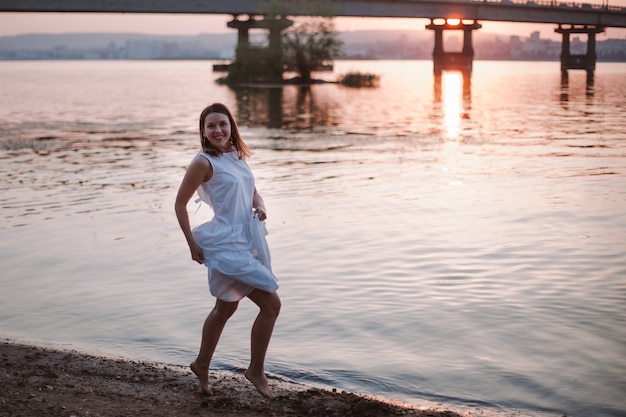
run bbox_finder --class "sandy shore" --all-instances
[0,339,471,417]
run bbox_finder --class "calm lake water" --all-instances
[1,60,625,417]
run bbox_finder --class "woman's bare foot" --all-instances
[190,361,213,395]
[244,369,274,400]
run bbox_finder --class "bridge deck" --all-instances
[0,0,625,28]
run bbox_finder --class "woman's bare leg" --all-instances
[244,289,281,399]
[190,299,238,395]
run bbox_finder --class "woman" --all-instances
[175,103,280,400]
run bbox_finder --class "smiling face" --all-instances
[202,112,232,153]
[198,103,250,159]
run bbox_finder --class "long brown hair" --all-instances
[199,103,251,159]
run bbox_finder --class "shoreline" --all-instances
[1,339,470,417]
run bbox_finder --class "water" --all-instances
[1,60,625,417]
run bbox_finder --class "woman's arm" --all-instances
[252,187,267,221]
[175,157,212,264]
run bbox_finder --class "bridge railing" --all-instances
[470,0,624,12]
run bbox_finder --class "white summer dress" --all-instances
[191,151,278,302]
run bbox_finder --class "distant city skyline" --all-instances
[4,30,625,61]
[1,0,626,40]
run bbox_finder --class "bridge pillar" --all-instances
[426,19,482,73]
[254,15,293,67]
[224,15,293,84]
[227,16,256,61]
[555,25,605,74]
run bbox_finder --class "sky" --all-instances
[0,0,625,40]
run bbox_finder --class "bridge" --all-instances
[2,0,626,73]
[1,0,625,26]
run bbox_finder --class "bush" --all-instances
[338,72,380,88]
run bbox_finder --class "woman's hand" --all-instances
[253,187,267,221]
[255,206,267,221]
[189,242,205,264]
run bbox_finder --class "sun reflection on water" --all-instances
[442,71,463,140]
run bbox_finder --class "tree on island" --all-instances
[220,0,343,86]
[220,1,380,87]
[281,2,343,84]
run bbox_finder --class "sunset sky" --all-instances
[1,0,625,40]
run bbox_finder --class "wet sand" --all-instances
[0,339,468,417]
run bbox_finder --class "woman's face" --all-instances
[203,112,232,152]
